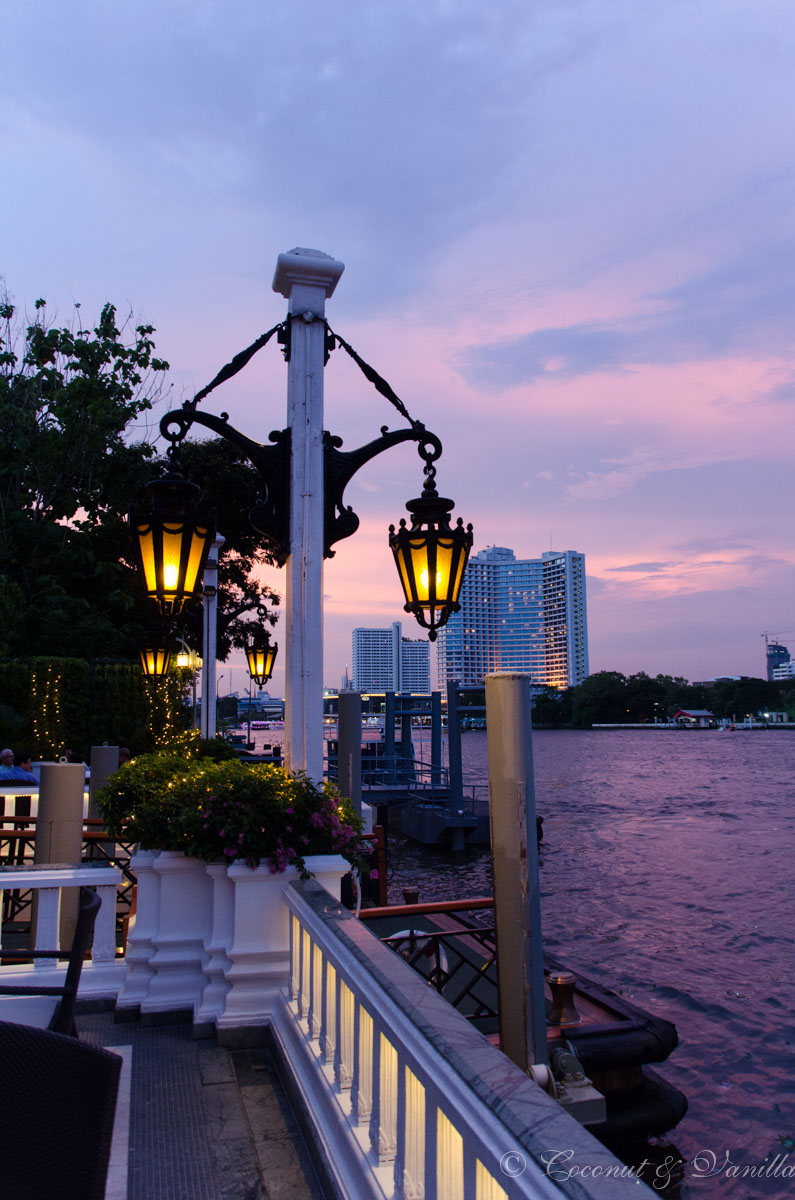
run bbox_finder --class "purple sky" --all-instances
[3,1,794,693]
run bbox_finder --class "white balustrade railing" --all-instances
[279,881,651,1200]
[0,865,124,995]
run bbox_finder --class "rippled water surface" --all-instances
[386,729,795,1198]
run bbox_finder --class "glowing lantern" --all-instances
[389,475,472,641]
[139,633,174,678]
[246,630,278,686]
[130,474,216,617]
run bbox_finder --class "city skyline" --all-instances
[3,2,794,694]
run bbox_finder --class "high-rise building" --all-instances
[436,547,589,689]
[766,642,790,681]
[351,622,431,692]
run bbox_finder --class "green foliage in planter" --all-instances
[97,749,369,877]
[161,730,239,761]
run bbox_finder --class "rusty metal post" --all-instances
[485,673,548,1068]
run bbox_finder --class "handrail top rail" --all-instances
[0,864,121,888]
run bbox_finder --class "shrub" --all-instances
[96,747,370,877]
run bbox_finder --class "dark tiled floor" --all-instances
[79,1011,327,1200]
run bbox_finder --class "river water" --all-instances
[385,729,795,1199]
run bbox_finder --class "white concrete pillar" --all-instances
[201,533,225,740]
[272,248,345,780]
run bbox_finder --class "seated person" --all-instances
[0,752,37,783]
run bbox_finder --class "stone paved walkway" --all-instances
[78,1010,328,1200]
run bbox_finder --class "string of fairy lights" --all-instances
[145,675,183,747]
[30,665,66,759]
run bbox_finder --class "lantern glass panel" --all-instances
[161,525,185,599]
[184,524,211,595]
[395,543,414,604]
[136,525,157,593]
[140,646,171,677]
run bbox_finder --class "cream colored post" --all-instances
[35,763,85,946]
[485,673,548,1068]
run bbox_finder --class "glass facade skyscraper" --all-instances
[436,547,589,689]
[352,622,431,692]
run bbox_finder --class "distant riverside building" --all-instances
[351,622,431,692]
[767,642,790,681]
[772,661,795,681]
[436,547,589,690]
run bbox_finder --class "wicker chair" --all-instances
[0,1018,122,1200]
[0,886,102,1036]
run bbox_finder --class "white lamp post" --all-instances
[272,249,344,780]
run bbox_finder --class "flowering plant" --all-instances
[96,749,370,877]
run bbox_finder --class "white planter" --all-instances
[216,854,348,1029]
[140,852,212,1016]
[120,849,348,1027]
[195,861,234,1025]
[117,849,161,1010]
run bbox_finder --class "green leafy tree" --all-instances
[172,437,280,658]
[531,686,572,727]
[1,298,280,662]
[0,297,167,658]
[569,670,629,728]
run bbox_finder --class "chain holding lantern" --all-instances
[389,435,473,640]
[129,316,472,640]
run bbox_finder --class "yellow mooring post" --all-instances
[485,673,548,1070]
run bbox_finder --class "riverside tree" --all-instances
[0,296,278,662]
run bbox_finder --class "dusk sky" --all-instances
[4,1,794,694]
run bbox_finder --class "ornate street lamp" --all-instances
[389,441,473,640]
[246,629,278,687]
[129,247,475,777]
[130,472,216,618]
[139,632,175,678]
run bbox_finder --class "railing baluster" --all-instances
[402,1066,426,1200]
[322,959,336,1065]
[289,912,298,1000]
[93,884,118,962]
[299,927,311,1019]
[435,1110,463,1200]
[338,979,354,1090]
[352,1003,373,1123]
[372,1029,398,1163]
[34,887,60,966]
[310,940,323,1039]
[475,1159,508,1200]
